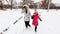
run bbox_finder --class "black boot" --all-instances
[35,26,37,32]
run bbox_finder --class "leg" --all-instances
[35,26,37,32]
[27,21,31,27]
[25,21,28,28]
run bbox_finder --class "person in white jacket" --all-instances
[22,5,31,28]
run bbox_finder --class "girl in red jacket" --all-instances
[32,11,42,32]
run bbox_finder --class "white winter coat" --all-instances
[21,9,31,21]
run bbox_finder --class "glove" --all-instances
[40,19,42,21]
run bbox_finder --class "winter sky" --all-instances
[34,0,60,4]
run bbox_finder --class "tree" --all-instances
[0,0,3,9]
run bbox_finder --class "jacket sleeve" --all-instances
[29,12,31,16]
[28,10,31,16]
[38,15,42,21]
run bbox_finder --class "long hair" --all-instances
[23,5,29,14]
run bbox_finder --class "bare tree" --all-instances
[6,0,9,3]
[47,0,52,12]
[22,0,34,5]
[0,0,3,9]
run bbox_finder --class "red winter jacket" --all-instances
[32,12,42,26]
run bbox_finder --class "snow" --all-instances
[0,9,60,34]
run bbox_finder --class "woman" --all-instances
[22,5,31,28]
[32,11,42,32]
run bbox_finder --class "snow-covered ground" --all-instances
[0,9,60,34]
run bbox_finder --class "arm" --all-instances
[38,15,42,21]
[29,12,31,16]
[28,10,31,16]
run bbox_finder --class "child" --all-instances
[22,5,31,28]
[31,11,42,32]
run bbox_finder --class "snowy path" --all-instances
[0,9,60,34]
